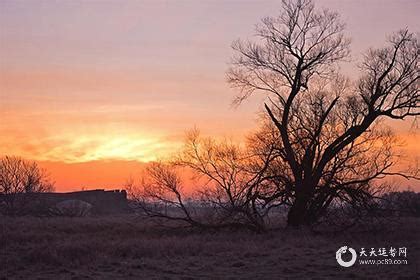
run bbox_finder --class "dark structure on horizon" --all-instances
[41,189,130,215]
[0,189,130,216]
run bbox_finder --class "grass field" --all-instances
[1,215,419,279]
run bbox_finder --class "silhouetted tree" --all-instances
[228,0,419,226]
[0,156,54,215]
[130,130,277,232]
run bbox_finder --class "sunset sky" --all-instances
[1,0,419,191]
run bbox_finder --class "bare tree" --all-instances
[228,0,419,227]
[0,156,54,215]
[130,130,279,232]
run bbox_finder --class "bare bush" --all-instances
[50,199,93,217]
[130,130,281,232]
[381,191,420,217]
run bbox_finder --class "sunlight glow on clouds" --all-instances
[0,129,179,163]
[36,134,170,163]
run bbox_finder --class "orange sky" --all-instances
[37,160,147,191]
[1,0,419,192]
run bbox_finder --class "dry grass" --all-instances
[1,215,419,279]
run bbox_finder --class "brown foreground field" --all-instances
[1,215,419,279]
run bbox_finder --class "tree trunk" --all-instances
[287,185,314,227]
[287,198,310,227]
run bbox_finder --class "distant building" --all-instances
[0,189,131,216]
[41,189,131,215]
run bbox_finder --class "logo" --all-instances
[336,246,357,267]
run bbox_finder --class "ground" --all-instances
[1,215,419,279]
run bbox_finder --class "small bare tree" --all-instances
[0,156,54,215]
[130,130,279,232]
[228,0,419,226]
